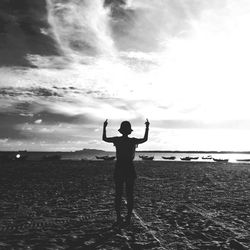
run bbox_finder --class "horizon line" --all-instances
[1,149,250,154]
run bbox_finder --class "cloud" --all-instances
[0,113,31,140]
[104,0,126,7]
[0,108,101,151]
[1,0,250,151]
[33,110,96,125]
[105,0,227,53]
[34,119,42,124]
[153,119,250,130]
[0,0,59,67]
[0,138,8,143]
[0,87,62,98]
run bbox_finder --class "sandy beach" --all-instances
[0,160,249,249]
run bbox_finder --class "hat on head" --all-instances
[118,121,133,135]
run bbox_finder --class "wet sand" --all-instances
[0,160,249,249]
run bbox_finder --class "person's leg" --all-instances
[114,179,123,223]
[125,178,134,224]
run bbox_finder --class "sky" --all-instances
[1,0,250,151]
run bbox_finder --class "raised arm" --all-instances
[135,119,150,144]
[102,119,116,143]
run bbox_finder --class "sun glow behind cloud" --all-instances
[1,0,250,151]
[146,0,250,120]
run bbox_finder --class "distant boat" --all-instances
[96,156,116,161]
[162,156,176,160]
[190,156,199,160]
[180,156,198,161]
[180,157,192,161]
[202,155,212,160]
[139,155,154,161]
[213,158,229,162]
[236,159,250,162]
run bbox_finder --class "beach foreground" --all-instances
[0,160,249,249]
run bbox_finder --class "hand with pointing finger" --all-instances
[104,119,108,128]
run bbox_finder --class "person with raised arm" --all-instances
[102,119,150,225]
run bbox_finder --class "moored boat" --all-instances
[180,157,192,161]
[213,158,229,162]
[162,156,176,160]
[181,156,199,161]
[190,156,199,160]
[139,155,154,161]
[202,155,212,160]
[236,159,250,162]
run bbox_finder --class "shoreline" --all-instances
[1,150,250,154]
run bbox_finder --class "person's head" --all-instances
[118,121,133,136]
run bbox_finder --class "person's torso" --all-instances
[114,137,137,163]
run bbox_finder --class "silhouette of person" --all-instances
[102,119,150,225]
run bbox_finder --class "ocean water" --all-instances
[63,151,250,163]
[3,151,250,163]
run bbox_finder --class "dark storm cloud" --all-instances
[0,87,63,98]
[13,101,94,125]
[0,86,108,99]
[0,0,59,67]
[33,87,63,97]
[0,108,96,141]
[15,101,34,114]
[51,86,105,98]
[0,112,31,139]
